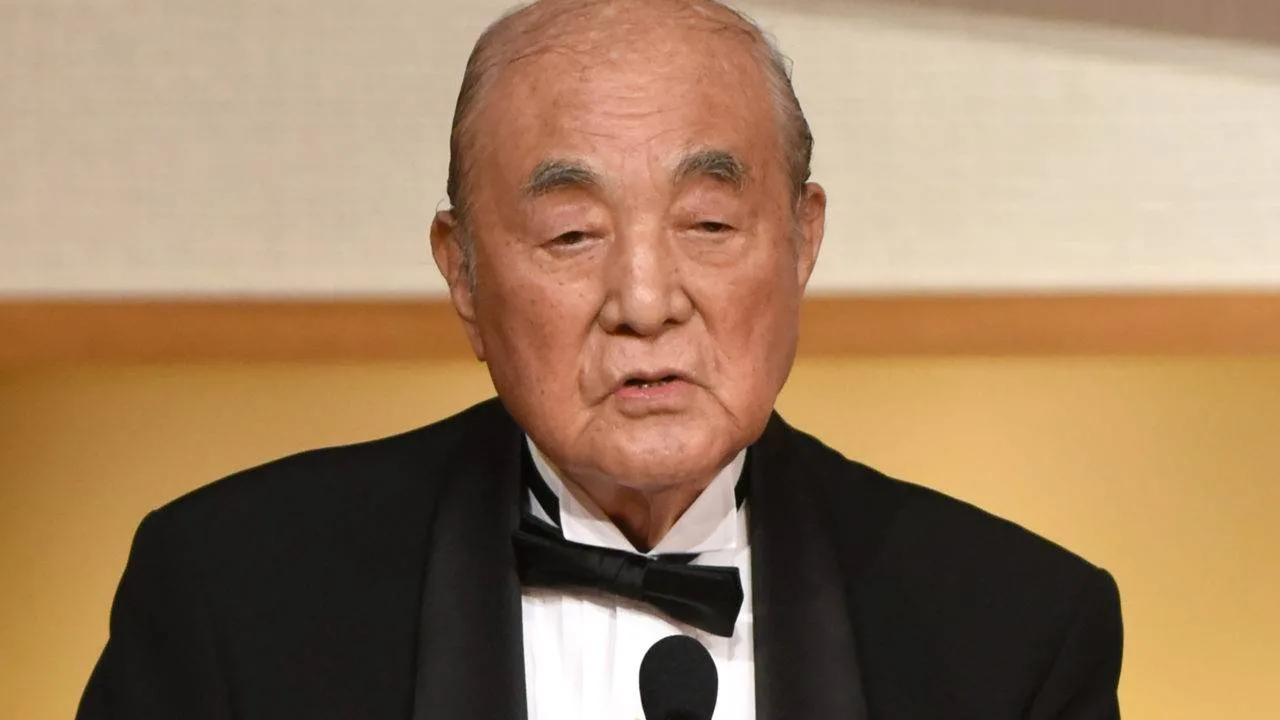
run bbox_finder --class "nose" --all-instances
[597,228,694,337]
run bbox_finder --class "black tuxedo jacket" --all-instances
[78,398,1122,719]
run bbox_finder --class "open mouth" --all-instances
[623,374,681,390]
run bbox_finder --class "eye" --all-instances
[693,221,734,234]
[551,230,590,246]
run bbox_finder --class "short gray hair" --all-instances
[444,0,814,277]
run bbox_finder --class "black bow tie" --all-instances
[511,443,747,638]
[513,513,744,637]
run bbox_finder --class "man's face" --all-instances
[434,17,824,492]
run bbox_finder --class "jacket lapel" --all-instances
[411,403,528,720]
[750,414,869,720]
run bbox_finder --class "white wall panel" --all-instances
[761,1,1280,291]
[1,0,1278,296]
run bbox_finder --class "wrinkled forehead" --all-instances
[467,20,784,203]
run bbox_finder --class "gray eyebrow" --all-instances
[523,150,747,197]
[523,159,601,196]
[674,149,749,191]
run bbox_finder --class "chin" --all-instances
[596,420,737,488]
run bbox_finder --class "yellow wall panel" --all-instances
[2,358,1278,718]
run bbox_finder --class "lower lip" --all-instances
[611,379,696,413]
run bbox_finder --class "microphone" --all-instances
[639,634,719,720]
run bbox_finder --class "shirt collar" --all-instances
[525,437,747,556]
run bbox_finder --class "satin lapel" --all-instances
[411,406,527,720]
[750,415,869,720]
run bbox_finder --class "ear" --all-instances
[430,210,486,361]
[794,182,826,290]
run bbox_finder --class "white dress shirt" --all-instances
[522,439,755,720]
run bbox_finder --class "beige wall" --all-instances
[2,0,1279,296]
[2,358,1278,718]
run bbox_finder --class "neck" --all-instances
[568,474,716,552]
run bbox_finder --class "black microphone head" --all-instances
[639,634,719,720]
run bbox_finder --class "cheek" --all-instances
[479,271,599,392]
[700,252,801,403]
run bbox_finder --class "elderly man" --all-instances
[78,0,1122,718]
